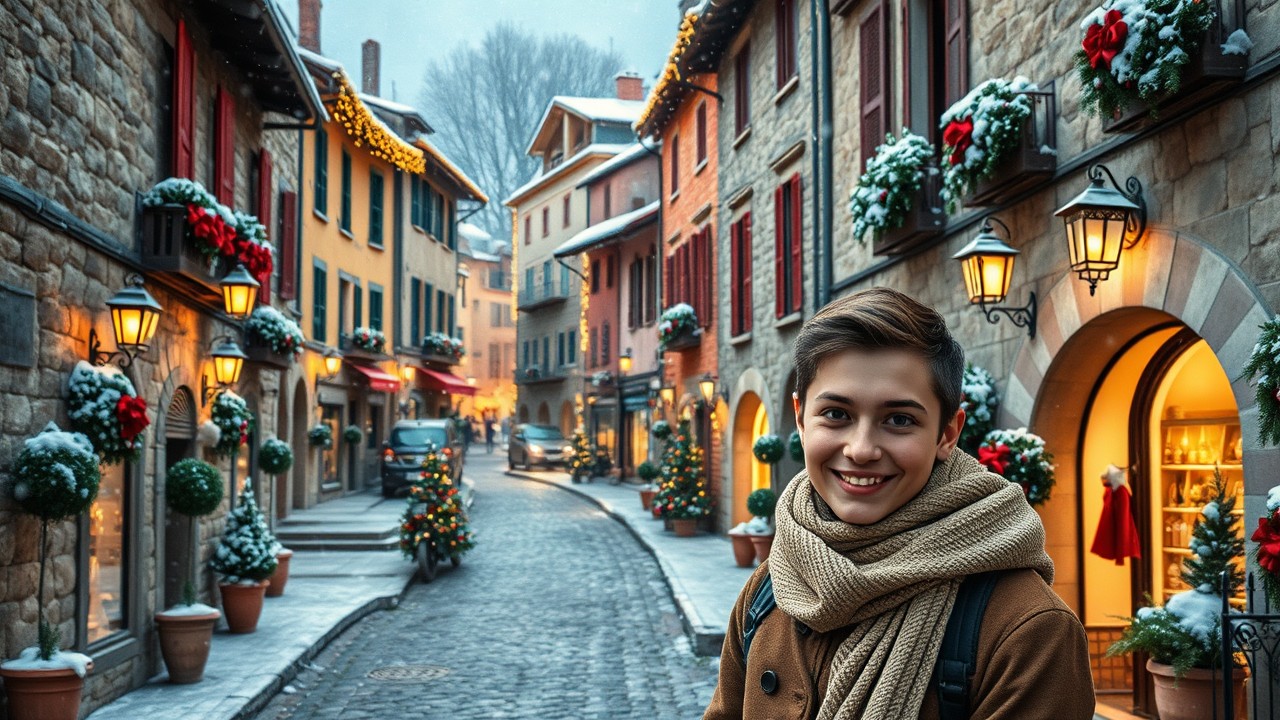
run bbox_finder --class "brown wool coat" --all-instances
[704,565,1095,720]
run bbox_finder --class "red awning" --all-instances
[349,363,401,392]
[418,367,476,397]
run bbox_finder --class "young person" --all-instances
[704,288,1094,720]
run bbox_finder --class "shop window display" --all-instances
[88,462,127,643]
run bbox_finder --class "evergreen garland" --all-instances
[210,391,253,458]
[1074,0,1216,120]
[398,446,474,561]
[67,361,147,465]
[849,131,937,241]
[959,363,1001,455]
[978,427,1055,506]
[209,486,278,583]
[1240,317,1280,446]
[653,420,712,520]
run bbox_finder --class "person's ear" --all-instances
[792,392,804,436]
[936,407,965,461]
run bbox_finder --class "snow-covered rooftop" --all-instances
[414,135,488,203]
[553,96,646,124]
[359,93,433,134]
[575,141,659,188]
[505,143,634,206]
[553,201,660,258]
[297,46,343,74]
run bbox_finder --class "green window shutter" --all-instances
[369,171,384,246]
[424,283,434,334]
[340,150,352,232]
[423,185,433,236]
[353,284,363,330]
[436,289,446,333]
[410,175,421,227]
[314,128,328,215]
[447,295,455,337]
[312,265,326,342]
[370,287,383,332]
[410,278,421,343]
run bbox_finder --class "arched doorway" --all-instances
[731,392,770,527]
[162,387,197,610]
[536,402,551,425]
[518,404,529,424]
[291,378,309,512]
[559,401,575,437]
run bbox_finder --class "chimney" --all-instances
[615,71,643,101]
[361,39,381,96]
[298,0,321,53]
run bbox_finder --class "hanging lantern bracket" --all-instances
[1088,163,1147,249]
[88,327,136,368]
[979,291,1038,339]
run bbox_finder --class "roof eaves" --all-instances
[504,143,633,207]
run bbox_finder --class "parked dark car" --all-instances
[381,419,464,497]
[507,424,573,470]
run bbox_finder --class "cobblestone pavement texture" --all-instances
[256,453,721,719]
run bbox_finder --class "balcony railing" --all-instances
[517,279,572,312]
[514,365,567,385]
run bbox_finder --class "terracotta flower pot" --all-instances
[750,534,775,564]
[639,488,657,512]
[1146,658,1248,720]
[672,518,698,537]
[218,581,270,634]
[729,532,756,567]
[0,661,92,720]
[265,549,293,598]
[155,609,220,683]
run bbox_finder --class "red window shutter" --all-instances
[730,222,741,336]
[743,213,753,332]
[214,86,236,205]
[790,175,803,314]
[257,149,273,230]
[859,3,888,172]
[700,227,713,324]
[774,185,784,318]
[690,235,701,322]
[944,0,969,106]
[901,0,911,131]
[279,191,298,300]
[664,253,673,308]
[173,19,196,179]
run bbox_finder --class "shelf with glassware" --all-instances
[1157,414,1246,608]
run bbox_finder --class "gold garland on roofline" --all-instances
[635,12,699,133]
[326,73,425,175]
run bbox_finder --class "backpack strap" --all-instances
[740,573,776,669]
[935,571,1001,720]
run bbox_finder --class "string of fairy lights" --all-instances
[635,12,700,132]
[325,72,426,175]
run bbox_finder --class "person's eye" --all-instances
[818,407,848,421]
[885,413,918,429]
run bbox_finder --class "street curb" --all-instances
[228,575,415,720]
[508,470,726,657]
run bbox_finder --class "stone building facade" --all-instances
[0,0,320,714]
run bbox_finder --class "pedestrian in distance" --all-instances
[704,287,1094,720]
[461,414,475,456]
[500,415,511,446]
[485,417,496,454]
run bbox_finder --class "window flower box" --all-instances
[139,203,228,300]
[959,88,1058,207]
[871,169,946,257]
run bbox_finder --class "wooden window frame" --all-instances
[734,43,751,138]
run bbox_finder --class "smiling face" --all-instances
[794,348,964,526]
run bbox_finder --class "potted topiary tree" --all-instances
[257,437,294,597]
[637,461,660,512]
[745,487,778,564]
[208,484,278,633]
[0,423,99,720]
[155,458,223,683]
[1107,469,1247,719]
[343,424,363,446]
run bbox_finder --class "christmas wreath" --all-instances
[1240,317,1280,446]
[143,178,273,285]
[165,458,224,518]
[788,430,804,462]
[1253,484,1280,608]
[1074,0,1229,120]
[658,303,699,346]
[308,424,333,448]
[343,425,363,445]
[210,391,253,458]
[752,434,785,464]
[959,363,1001,455]
[849,131,937,241]
[258,438,294,476]
[978,427,1055,506]
[422,332,465,361]
[939,77,1039,211]
[67,361,149,465]
[245,306,305,359]
[350,327,386,353]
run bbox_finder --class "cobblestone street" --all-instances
[256,453,721,719]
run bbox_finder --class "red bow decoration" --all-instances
[942,117,974,166]
[977,442,1011,476]
[186,204,237,256]
[1091,483,1142,565]
[1082,9,1128,71]
[116,395,150,441]
[1252,511,1280,576]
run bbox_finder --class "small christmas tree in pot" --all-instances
[567,429,594,484]
[1107,468,1247,719]
[399,445,474,583]
[0,423,98,720]
[155,458,223,683]
[637,461,661,512]
[656,421,711,537]
[257,438,294,597]
[209,484,278,633]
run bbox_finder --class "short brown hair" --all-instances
[793,287,964,430]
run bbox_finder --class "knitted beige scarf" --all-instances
[769,449,1054,720]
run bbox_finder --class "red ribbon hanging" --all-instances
[942,117,975,166]
[116,395,150,441]
[977,442,1011,476]
[1082,9,1128,71]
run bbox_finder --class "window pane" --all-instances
[88,462,127,643]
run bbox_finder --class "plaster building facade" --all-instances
[456,222,516,422]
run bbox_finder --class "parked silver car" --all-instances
[507,424,573,470]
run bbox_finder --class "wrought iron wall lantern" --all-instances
[952,217,1038,339]
[619,348,633,374]
[659,386,675,408]
[319,349,343,382]
[1054,163,1148,295]
[201,336,247,405]
[698,373,729,407]
[88,274,164,368]
[219,263,260,320]
[400,365,416,382]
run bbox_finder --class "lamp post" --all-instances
[1055,163,1147,295]
[89,274,164,367]
[952,217,1037,338]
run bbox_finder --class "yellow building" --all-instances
[456,222,516,423]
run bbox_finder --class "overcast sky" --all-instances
[279,1,679,105]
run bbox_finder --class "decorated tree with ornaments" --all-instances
[567,429,595,484]
[653,420,712,520]
[1240,317,1280,446]
[399,445,474,562]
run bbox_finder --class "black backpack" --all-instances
[740,571,999,720]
